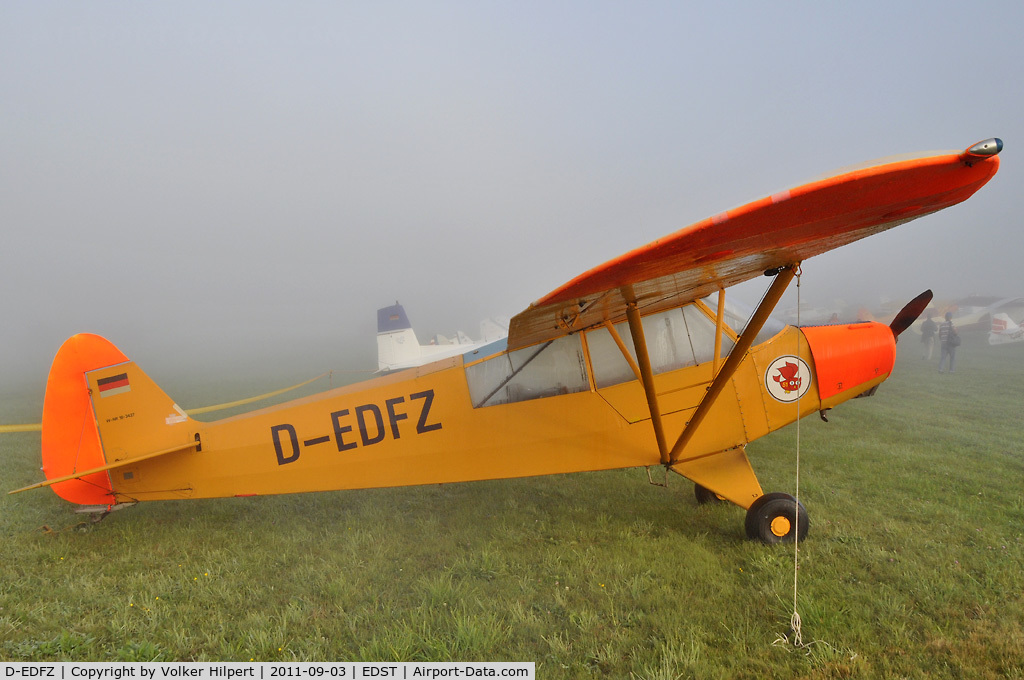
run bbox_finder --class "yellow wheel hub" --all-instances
[770,516,792,538]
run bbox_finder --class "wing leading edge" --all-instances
[507,140,1001,352]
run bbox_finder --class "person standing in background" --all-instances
[921,314,937,360]
[938,312,959,373]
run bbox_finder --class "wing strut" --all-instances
[602,320,643,383]
[621,287,670,465]
[8,440,200,495]
[712,286,726,375]
[669,265,798,465]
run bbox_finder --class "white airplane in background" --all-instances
[989,313,1024,345]
[377,302,508,372]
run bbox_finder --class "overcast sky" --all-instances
[2,1,1021,402]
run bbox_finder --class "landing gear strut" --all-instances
[745,492,809,544]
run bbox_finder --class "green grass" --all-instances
[2,331,1023,677]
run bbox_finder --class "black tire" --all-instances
[745,492,809,544]
[694,484,726,505]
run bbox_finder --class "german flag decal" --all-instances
[97,372,130,398]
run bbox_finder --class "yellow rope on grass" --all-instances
[185,371,333,415]
[0,423,42,433]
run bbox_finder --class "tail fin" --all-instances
[38,334,197,506]
[479,317,509,343]
[377,303,422,371]
[989,313,1023,345]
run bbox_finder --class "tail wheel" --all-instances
[745,492,809,544]
[694,483,727,505]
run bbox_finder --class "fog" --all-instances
[2,2,1021,406]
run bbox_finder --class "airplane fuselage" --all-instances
[89,303,894,510]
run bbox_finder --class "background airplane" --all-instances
[990,313,1024,345]
[377,302,508,372]
[909,295,1024,336]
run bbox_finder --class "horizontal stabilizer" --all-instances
[9,440,198,495]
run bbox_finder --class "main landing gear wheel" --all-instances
[745,492,809,544]
[694,483,726,505]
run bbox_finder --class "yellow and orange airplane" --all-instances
[9,139,1003,543]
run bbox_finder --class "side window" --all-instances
[586,323,638,388]
[587,305,735,389]
[465,334,589,408]
[702,292,787,345]
[682,305,733,364]
[643,309,694,374]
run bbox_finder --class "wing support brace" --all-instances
[668,265,797,464]
[616,266,797,468]
[8,440,200,495]
[622,292,671,465]
[712,286,726,376]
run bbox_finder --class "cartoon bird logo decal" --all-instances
[764,356,811,403]
[772,361,803,393]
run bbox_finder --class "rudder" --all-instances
[41,334,196,506]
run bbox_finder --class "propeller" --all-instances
[889,289,933,340]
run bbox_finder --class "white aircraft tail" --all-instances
[989,313,1024,345]
[480,317,509,343]
[377,303,421,371]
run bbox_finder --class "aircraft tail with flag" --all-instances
[34,333,199,508]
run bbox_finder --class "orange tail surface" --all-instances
[39,334,197,506]
[42,334,128,505]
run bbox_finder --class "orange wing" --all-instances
[507,140,1001,351]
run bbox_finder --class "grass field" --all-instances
[2,330,1022,678]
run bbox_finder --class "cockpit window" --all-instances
[465,334,589,408]
[464,298,782,405]
[586,304,736,389]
